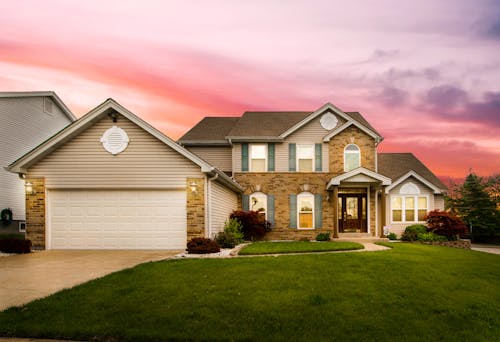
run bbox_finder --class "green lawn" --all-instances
[239,241,364,255]
[1,244,499,341]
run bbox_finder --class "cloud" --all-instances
[377,86,409,106]
[426,84,468,108]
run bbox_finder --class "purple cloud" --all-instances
[426,84,468,108]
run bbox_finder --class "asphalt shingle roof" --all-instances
[378,153,447,190]
[179,117,240,143]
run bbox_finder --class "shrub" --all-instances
[417,232,447,242]
[0,238,31,253]
[315,232,330,241]
[214,231,239,248]
[230,211,271,241]
[387,232,398,240]
[186,238,220,254]
[223,218,244,243]
[401,224,427,241]
[426,210,468,240]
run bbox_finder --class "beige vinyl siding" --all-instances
[28,115,204,188]
[209,180,238,237]
[434,194,445,210]
[187,146,232,172]
[385,177,436,237]
[0,96,72,220]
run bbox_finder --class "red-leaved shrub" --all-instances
[230,211,271,241]
[186,238,220,254]
[0,238,31,253]
[426,210,468,239]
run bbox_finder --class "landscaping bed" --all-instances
[238,241,364,255]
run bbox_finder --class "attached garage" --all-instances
[7,99,242,250]
[48,190,186,250]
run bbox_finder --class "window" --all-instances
[297,145,314,172]
[250,192,267,218]
[391,196,428,222]
[344,144,360,171]
[297,193,314,229]
[250,144,267,172]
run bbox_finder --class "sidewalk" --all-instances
[471,244,500,255]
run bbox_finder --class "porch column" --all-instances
[333,185,339,238]
[380,187,386,237]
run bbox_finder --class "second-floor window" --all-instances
[250,144,267,172]
[344,144,360,172]
[297,145,314,172]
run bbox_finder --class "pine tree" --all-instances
[448,173,499,242]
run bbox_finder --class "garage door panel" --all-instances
[49,190,187,250]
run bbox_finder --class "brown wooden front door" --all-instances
[338,194,367,233]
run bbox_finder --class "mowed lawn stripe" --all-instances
[0,243,498,341]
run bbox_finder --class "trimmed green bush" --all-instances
[230,211,271,241]
[315,232,331,241]
[417,232,447,242]
[401,224,427,241]
[223,218,244,243]
[387,232,398,240]
[215,231,238,248]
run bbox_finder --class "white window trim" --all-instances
[250,192,267,219]
[297,192,315,230]
[249,144,267,172]
[344,144,361,172]
[296,144,315,172]
[390,195,429,223]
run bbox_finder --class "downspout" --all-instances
[206,172,219,239]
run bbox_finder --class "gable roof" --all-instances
[179,117,240,145]
[180,102,382,143]
[327,167,392,188]
[0,91,76,121]
[7,98,243,192]
[378,153,447,192]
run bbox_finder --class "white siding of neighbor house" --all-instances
[209,180,238,237]
[385,176,440,237]
[28,114,204,188]
[0,96,72,220]
[187,146,232,172]
[232,114,345,173]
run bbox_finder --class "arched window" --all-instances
[297,192,315,229]
[344,144,360,171]
[250,192,267,218]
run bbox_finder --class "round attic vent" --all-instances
[320,113,338,130]
[100,126,129,155]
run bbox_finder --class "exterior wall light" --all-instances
[190,182,198,193]
[25,181,35,195]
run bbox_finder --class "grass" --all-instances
[239,240,363,255]
[0,244,499,341]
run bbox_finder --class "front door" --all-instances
[338,194,367,233]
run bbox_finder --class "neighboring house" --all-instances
[180,102,447,239]
[1,92,75,233]
[7,99,242,249]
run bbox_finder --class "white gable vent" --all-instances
[100,126,129,155]
[400,182,420,195]
[320,112,338,130]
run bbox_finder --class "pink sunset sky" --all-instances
[1,0,499,179]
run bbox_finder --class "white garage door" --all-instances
[48,190,186,250]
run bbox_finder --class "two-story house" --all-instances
[180,102,447,239]
[8,99,445,250]
[0,92,75,233]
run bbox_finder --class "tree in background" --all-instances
[447,172,499,242]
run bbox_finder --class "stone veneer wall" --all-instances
[186,178,206,240]
[419,240,471,249]
[235,173,335,240]
[25,178,45,249]
[328,125,376,174]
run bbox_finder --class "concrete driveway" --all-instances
[0,250,180,311]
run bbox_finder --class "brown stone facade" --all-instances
[328,125,376,174]
[186,177,206,240]
[234,172,333,240]
[25,178,45,249]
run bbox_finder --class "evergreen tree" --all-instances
[448,173,499,242]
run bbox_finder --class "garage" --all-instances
[48,190,186,249]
